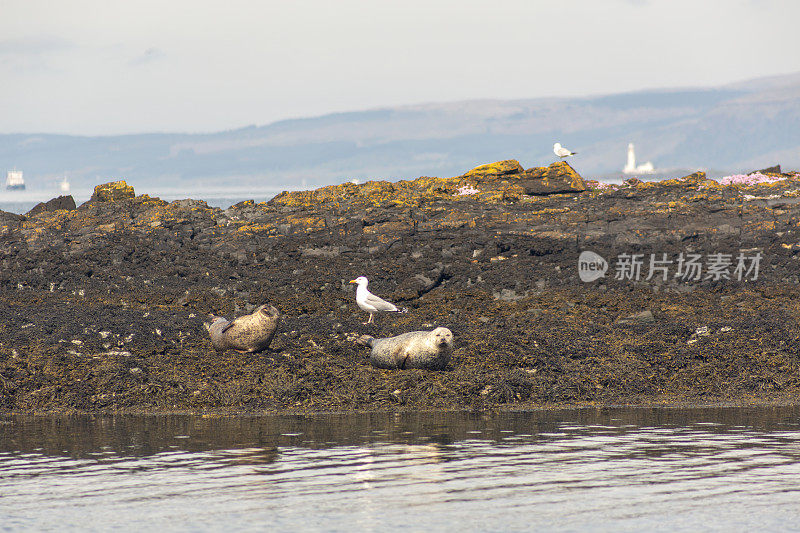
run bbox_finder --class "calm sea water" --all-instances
[2,407,799,532]
[0,189,281,214]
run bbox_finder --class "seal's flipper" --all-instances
[397,354,409,369]
[356,335,375,347]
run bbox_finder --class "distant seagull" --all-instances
[349,276,407,324]
[553,142,577,159]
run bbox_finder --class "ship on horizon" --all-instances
[6,169,25,190]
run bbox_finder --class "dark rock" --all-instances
[494,288,526,301]
[0,210,25,225]
[171,199,211,209]
[617,309,655,324]
[27,195,76,216]
[302,246,343,258]
[752,165,781,175]
[90,181,135,203]
[459,160,586,195]
[518,162,586,194]
[394,265,447,299]
[679,171,713,187]
[461,160,524,179]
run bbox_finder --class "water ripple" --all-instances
[2,407,800,531]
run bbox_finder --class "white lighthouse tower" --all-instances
[624,143,637,173]
[623,143,655,174]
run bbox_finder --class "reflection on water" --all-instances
[2,407,800,531]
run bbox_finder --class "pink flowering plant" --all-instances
[719,173,785,186]
[593,182,619,190]
[455,185,480,196]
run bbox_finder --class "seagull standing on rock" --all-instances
[349,276,407,324]
[553,142,577,159]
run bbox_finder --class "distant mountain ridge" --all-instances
[1,72,798,192]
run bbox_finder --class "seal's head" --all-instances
[203,315,227,334]
[430,327,453,349]
[256,304,279,319]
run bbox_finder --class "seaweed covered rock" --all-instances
[2,161,800,413]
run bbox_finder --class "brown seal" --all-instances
[203,304,279,353]
[357,327,453,370]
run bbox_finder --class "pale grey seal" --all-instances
[203,304,279,353]
[357,327,453,370]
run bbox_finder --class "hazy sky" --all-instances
[1,0,798,135]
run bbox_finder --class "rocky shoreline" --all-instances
[2,161,800,414]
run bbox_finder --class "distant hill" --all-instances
[1,72,798,193]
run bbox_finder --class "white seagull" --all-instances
[349,276,407,324]
[553,142,577,159]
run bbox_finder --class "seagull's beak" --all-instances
[349,279,357,284]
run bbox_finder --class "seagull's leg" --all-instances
[368,313,374,324]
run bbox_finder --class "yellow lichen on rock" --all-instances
[269,190,318,208]
[267,159,587,210]
[91,181,135,203]
[462,160,524,178]
[236,223,274,234]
